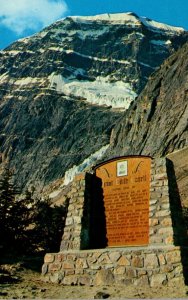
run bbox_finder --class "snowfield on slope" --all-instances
[49,73,137,110]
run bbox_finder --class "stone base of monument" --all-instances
[42,246,187,286]
[42,157,188,286]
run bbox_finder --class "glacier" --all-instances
[49,73,137,110]
[63,144,110,186]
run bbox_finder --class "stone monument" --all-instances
[42,156,188,287]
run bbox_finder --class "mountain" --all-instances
[0,12,187,191]
[108,41,188,158]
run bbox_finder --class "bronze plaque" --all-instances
[95,156,151,247]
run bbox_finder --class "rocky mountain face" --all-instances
[108,41,188,158]
[0,12,187,191]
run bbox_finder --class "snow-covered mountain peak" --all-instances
[68,12,184,35]
[70,12,141,25]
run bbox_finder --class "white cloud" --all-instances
[0,0,68,35]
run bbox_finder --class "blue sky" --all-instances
[0,0,188,49]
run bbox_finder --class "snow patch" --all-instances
[63,144,109,186]
[0,72,9,83]
[78,26,110,40]
[49,73,137,109]
[150,39,172,46]
[64,49,130,65]
[14,77,43,85]
[138,62,155,69]
[71,12,141,25]
[140,17,184,34]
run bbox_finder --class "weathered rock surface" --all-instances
[108,42,188,158]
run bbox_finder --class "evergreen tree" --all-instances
[0,168,20,248]
[0,167,67,254]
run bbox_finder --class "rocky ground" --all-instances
[0,256,188,299]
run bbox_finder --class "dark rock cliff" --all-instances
[108,42,188,158]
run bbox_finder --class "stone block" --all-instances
[131,256,144,268]
[137,270,147,276]
[67,254,77,261]
[87,256,97,264]
[155,210,170,217]
[150,192,162,198]
[134,275,149,286]
[94,269,114,286]
[75,269,84,275]
[68,204,75,211]
[149,228,155,235]
[161,186,169,192]
[160,264,174,273]
[60,240,69,250]
[117,256,130,266]
[144,254,159,269]
[149,236,163,244]
[126,268,137,278]
[162,179,168,186]
[63,275,78,285]
[119,278,133,285]
[154,173,167,180]
[90,264,101,270]
[78,275,91,286]
[70,187,78,193]
[150,199,158,205]
[76,258,88,269]
[62,232,71,240]
[164,236,174,245]
[160,218,172,226]
[161,191,169,196]
[92,252,103,260]
[150,274,167,287]
[65,270,75,276]
[62,261,75,269]
[149,205,156,212]
[160,196,169,203]
[149,218,159,226]
[73,216,82,224]
[173,265,183,275]
[41,263,48,275]
[98,253,111,264]
[109,251,121,262]
[72,241,81,249]
[114,266,126,275]
[104,264,115,269]
[158,227,173,235]
[50,272,64,284]
[167,276,184,287]
[65,217,74,226]
[161,203,170,210]
[158,254,166,265]
[44,253,55,263]
[151,180,163,187]
[49,263,62,271]
[166,250,181,264]
[78,191,85,197]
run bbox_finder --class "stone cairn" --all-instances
[42,158,188,287]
